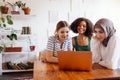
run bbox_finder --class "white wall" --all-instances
[1,0,120,51]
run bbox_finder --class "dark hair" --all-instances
[70,17,93,37]
[55,21,69,32]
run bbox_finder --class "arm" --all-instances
[68,37,73,51]
[72,37,76,51]
[45,50,58,63]
[45,36,58,63]
[99,35,120,69]
[91,38,101,63]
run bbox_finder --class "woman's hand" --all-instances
[45,50,58,63]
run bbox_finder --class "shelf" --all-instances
[2,14,36,19]
[2,52,31,54]
[3,69,33,73]
[0,13,36,75]
[12,15,36,18]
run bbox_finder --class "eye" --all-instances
[66,31,69,33]
[99,31,104,33]
[94,31,97,33]
[94,30,104,34]
[61,31,64,33]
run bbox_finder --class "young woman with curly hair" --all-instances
[70,17,93,51]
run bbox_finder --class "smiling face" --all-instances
[57,27,69,41]
[94,27,106,42]
[77,21,87,34]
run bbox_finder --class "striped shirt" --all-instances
[47,36,73,57]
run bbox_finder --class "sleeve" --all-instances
[67,37,73,50]
[99,35,120,69]
[46,36,54,51]
[90,38,101,63]
[113,36,120,69]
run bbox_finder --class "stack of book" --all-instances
[21,27,31,35]
[2,61,33,70]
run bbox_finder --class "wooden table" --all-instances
[34,61,120,80]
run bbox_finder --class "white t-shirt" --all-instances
[91,33,120,69]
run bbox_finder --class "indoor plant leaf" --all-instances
[6,15,13,25]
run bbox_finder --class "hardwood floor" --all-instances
[0,71,33,80]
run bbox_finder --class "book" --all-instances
[6,62,14,70]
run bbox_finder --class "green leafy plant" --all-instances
[7,1,26,9]
[7,30,17,41]
[6,30,17,47]
[0,15,13,28]
[0,0,13,28]
[7,33,17,41]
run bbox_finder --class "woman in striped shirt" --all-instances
[46,21,73,63]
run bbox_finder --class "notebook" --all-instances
[57,51,92,71]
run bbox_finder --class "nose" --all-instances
[95,33,100,38]
[64,32,68,37]
[79,26,84,29]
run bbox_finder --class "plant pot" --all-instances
[12,6,19,12]
[23,7,31,15]
[4,47,22,52]
[30,45,35,51]
[1,6,9,14]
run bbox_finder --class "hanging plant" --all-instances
[0,15,13,28]
[0,0,13,28]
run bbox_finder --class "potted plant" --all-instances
[0,6,9,14]
[19,1,31,15]
[4,30,22,52]
[22,7,31,15]
[7,1,31,15]
[0,0,14,52]
[0,15,13,29]
[0,0,13,29]
[0,0,9,14]
[7,2,19,12]
[7,1,26,12]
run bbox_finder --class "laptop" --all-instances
[57,51,92,71]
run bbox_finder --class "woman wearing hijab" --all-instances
[91,18,120,69]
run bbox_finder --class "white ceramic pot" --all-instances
[12,6,19,11]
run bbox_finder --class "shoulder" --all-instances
[66,37,72,41]
[109,33,120,43]
[64,37,72,43]
[47,36,57,44]
[73,36,77,38]
[91,37,100,44]
[48,36,56,41]
[72,36,77,40]
[88,36,91,39]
